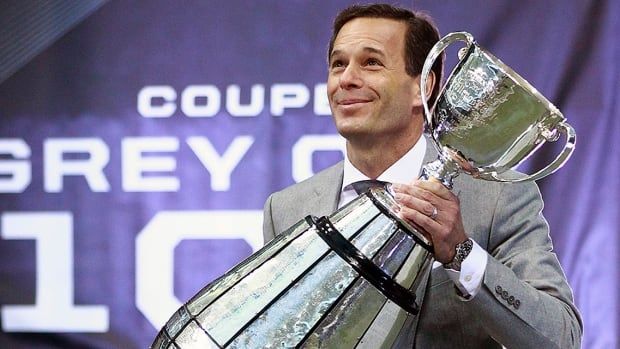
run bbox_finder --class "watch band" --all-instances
[443,238,473,271]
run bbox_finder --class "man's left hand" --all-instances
[392,179,468,264]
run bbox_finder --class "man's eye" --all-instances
[331,60,345,69]
[366,58,382,66]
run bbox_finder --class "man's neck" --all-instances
[346,129,423,179]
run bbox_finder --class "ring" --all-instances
[430,206,438,220]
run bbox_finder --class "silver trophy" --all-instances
[152,190,433,348]
[420,32,575,188]
[152,31,576,349]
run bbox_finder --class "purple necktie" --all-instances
[351,180,388,194]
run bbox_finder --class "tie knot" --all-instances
[351,180,387,194]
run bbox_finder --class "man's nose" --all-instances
[339,64,363,89]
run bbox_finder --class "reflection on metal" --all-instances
[420,31,576,186]
[152,188,433,349]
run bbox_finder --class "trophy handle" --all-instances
[421,31,475,127]
[489,121,577,182]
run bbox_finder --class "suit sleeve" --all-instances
[467,181,583,348]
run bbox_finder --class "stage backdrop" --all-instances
[0,1,617,348]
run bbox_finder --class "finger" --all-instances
[397,205,441,235]
[414,179,454,201]
[393,183,441,205]
[390,182,416,195]
[394,192,438,218]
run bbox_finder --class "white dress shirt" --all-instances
[338,136,487,298]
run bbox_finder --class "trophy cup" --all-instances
[151,32,575,349]
[419,32,575,188]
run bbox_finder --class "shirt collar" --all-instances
[342,136,427,191]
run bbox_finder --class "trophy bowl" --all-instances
[420,32,576,187]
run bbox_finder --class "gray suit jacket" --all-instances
[262,145,582,348]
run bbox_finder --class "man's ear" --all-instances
[412,71,435,108]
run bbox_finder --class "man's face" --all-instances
[328,17,422,144]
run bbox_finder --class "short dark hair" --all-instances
[328,3,444,106]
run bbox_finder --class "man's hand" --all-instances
[391,179,468,264]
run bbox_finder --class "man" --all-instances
[263,4,582,348]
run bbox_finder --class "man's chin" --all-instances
[334,114,368,128]
[335,126,370,142]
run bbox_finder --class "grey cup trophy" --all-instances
[420,31,576,188]
[151,31,576,349]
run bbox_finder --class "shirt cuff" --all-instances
[444,239,487,300]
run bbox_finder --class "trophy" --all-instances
[152,192,434,349]
[151,32,575,349]
[420,32,575,188]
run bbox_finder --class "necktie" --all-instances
[351,180,388,194]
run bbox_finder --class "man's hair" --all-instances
[328,3,444,106]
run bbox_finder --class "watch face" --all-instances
[445,238,473,271]
[457,239,473,259]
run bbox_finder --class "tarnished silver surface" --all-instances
[228,213,396,348]
[197,223,329,344]
[421,31,576,186]
[185,219,311,317]
[152,190,433,349]
[304,229,431,349]
[193,196,382,344]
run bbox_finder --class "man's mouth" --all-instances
[337,98,371,106]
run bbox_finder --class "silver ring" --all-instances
[430,206,438,220]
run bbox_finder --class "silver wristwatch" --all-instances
[443,238,473,271]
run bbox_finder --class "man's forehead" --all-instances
[333,17,407,52]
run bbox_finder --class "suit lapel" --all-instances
[310,161,344,217]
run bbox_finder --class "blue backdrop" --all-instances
[0,1,617,348]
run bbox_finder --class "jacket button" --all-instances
[514,299,521,309]
[507,296,515,305]
[495,285,502,294]
[501,290,509,300]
